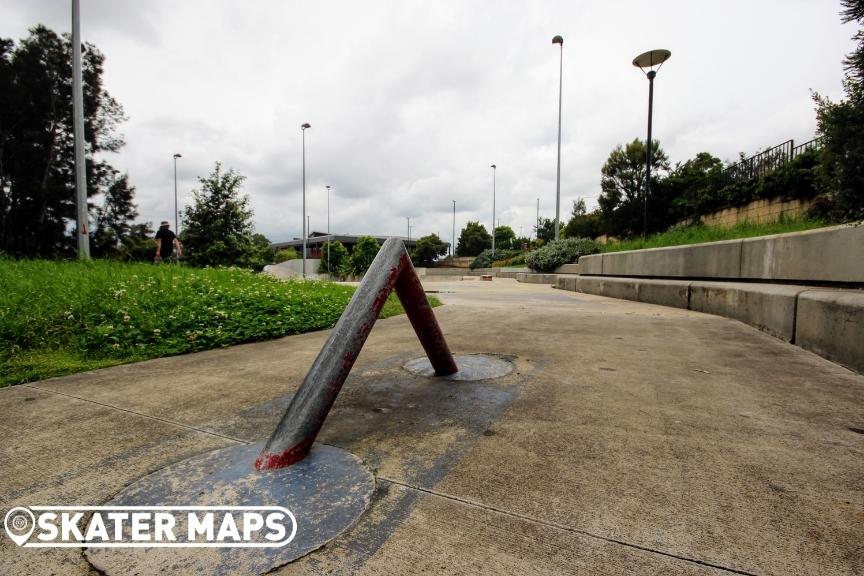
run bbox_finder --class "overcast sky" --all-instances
[1,0,857,243]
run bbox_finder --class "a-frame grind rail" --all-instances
[256,237,458,470]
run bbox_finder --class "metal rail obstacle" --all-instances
[86,238,462,575]
[257,237,458,470]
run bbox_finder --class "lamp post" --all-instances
[490,164,496,255]
[407,216,411,243]
[173,153,182,233]
[301,123,311,278]
[536,197,540,240]
[552,34,563,241]
[326,185,331,279]
[72,0,89,258]
[632,49,671,238]
[451,200,456,257]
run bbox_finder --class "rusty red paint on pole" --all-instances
[255,238,458,471]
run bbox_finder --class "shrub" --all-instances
[319,241,349,275]
[470,248,520,269]
[347,236,380,276]
[274,248,298,263]
[491,254,526,267]
[525,238,600,272]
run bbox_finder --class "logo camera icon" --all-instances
[4,507,35,546]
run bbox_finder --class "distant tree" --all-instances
[656,152,724,224]
[91,172,138,258]
[493,225,517,250]
[181,162,257,267]
[456,221,491,256]
[812,0,864,222]
[0,26,126,257]
[119,222,155,262]
[319,240,349,274]
[534,217,556,242]
[598,138,669,237]
[564,199,602,239]
[274,247,299,263]
[411,233,448,266]
[348,236,380,276]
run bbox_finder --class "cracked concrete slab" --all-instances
[1,278,862,575]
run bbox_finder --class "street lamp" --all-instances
[173,153,182,233]
[552,34,563,241]
[451,200,456,258]
[490,164,496,255]
[72,0,89,258]
[406,216,411,243]
[301,123,311,278]
[326,185,331,279]
[632,49,671,237]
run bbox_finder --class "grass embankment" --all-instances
[601,218,830,253]
[0,259,437,387]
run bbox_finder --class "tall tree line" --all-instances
[0,25,131,258]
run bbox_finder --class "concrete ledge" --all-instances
[516,273,559,284]
[741,225,864,283]
[578,254,603,275]
[689,282,808,341]
[578,224,864,284]
[637,279,691,309]
[556,275,863,371]
[796,290,864,373]
[554,263,581,274]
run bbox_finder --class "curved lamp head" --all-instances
[173,153,182,159]
[632,49,671,76]
[552,35,563,45]
[490,164,496,169]
[301,123,311,130]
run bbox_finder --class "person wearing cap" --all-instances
[154,221,182,262]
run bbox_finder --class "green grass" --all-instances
[0,259,439,387]
[601,218,831,253]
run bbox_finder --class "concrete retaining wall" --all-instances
[578,224,864,284]
[555,275,864,373]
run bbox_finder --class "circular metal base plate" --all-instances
[85,443,374,575]
[404,354,514,381]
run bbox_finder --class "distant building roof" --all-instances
[272,234,448,250]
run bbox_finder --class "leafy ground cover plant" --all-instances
[0,258,437,386]
[525,238,600,272]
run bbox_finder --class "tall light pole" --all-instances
[451,200,456,257]
[173,153,182,232]
[326,185,331,279]
[633,49,671,238]
[301,123,311,278]
[490,164,496,255]
[536,197,540,240]
[552,34,564,241]
[72,0,89,258]
[406,216,411,243]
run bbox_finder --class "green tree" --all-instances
[564,199,602,239]
[598,138,670,237]
[0,26,126,257]
[274,247,299,263]
[411,233,448,266]
[456,221,491,256]
[119,222,155,262]
[812,0,864,222]
[319,240,349,274]
[91,172,138,258]
[656,152,724,224]
[534,217,556,242]
[181,162,257,267]
[493,225,516,250]
[348,236,380,276]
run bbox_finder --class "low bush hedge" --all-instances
[525,238,600,272]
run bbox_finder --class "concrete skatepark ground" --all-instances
[1,278,862,575]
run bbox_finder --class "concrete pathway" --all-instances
[1,279,862,575]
